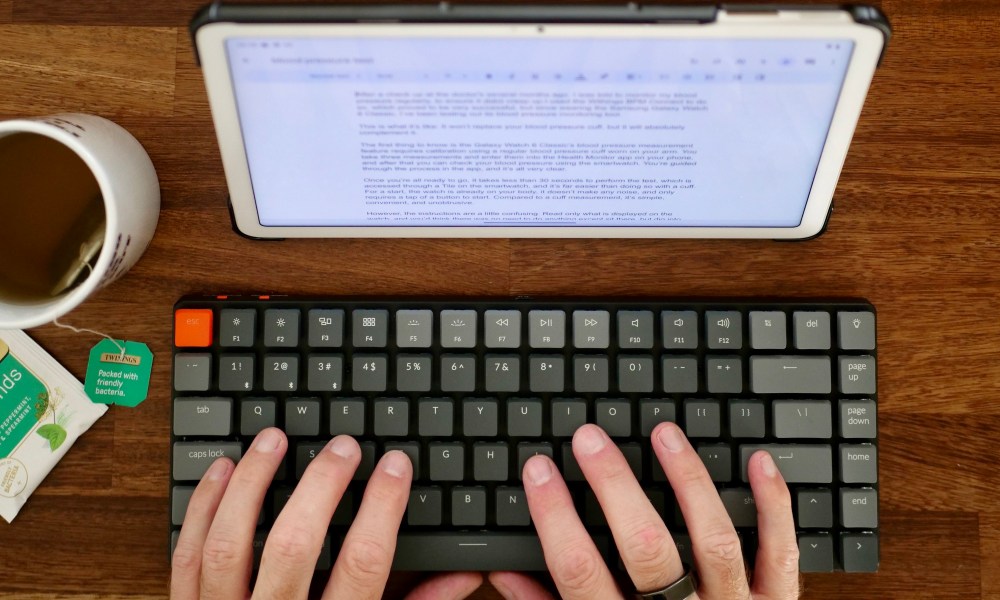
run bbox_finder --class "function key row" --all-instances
[176,307,875,351]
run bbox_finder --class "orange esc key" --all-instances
[175,309,214,347]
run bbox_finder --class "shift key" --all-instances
[173,442,243,480]
[750,356,831,394]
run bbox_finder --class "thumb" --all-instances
[489,572,557,600]
[405,572,484,600]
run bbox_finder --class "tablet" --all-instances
[192,4,889,239]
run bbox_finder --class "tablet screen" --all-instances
[225,35,854,228]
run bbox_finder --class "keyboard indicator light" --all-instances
[175,309,214,347]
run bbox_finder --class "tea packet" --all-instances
[0,329,107,522]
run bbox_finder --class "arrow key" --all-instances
[797,489,833,528]
[798,533,835,572]
[841,532,879,572]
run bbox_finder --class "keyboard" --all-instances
[170,296,878,573]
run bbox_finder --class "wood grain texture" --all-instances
[0,0,999,598]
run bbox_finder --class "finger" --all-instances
[253,436,361,599]
[405,572,484,600]
[573,424,684,593]
[170,458,235,600]
[652,422,750,599]
[200,428,287,600]
[489,571,557,600]
[323,450,413,600]
[749,451,800,600]
[522,454,622,600]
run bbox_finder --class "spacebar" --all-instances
[392,532,561,571]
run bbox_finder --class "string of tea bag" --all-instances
[50,244,126,356]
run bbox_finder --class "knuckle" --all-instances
[552,546,606,595]
[201,532,245,574]
[265,526,317,565]
[774,543,802,576]
[170,540,202,573]
[621,524,674,574]
[702,529,744,564]
[338,535,392,586]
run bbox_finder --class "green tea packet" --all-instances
[0,329,107,522]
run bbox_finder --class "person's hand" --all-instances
[489,423,799,600]
[170,428,482,599]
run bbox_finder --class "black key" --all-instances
[264,309,300,347]
[672,534,694,565]
[595,399,631,437]
[374,398,409,437]
[441,354,476,392]
[644,489,666,520]
[391,532,563,571]
[651,448,667,482]
[797,489,834,528]
[706,356,742,394]
[272,487,294,516]
[354,441,377,481]
[385,441,421,480]
[529,356,564,392]
[639,399,676,436]
[452,487,487,526]
[485,355,520,392]
[662,356,698,393]
[584,490,607,526]
[618,356,654,393]
[220,309,255,347]
[463,399,498,437]
[173,397,232,436]
[799,533,835,572]
[308,308,344,347]
[474,442,509,481]
[620,442,642,479]
[285,398,321,436]
[507,398,543,437]
[330,398,365,436]
[408,487,442,526]
[429,443,464,481]
[696,444,732,482]
[729,400,765,438]
[296,442,326,479]
[719,488,757,527]
[263,355,299,392]
[574,356,609,393]
[332,490,353,525]
[551,398,586,436]
[418,398,454,437]
[561,443,584,481]
[172,442,242,480]
[307,355,344,392]
[517,443,553,481]
[496,487,530,526]
[315,536,334,570]
[219,355,254,392]
[352,354,387,392]
[171,486,195,526]
[252,531,267,569]
[241,398,276,436]
[841,532,879,573]
[684,399,721,438]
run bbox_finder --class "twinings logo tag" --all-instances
[100,353,141,366]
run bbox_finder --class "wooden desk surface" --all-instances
[1,0,997,598]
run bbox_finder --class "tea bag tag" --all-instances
[84,339,153,407]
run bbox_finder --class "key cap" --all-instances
[296,442,326,478]
[463,399,498,437]
[529,310,566,348]
[620,442,642,479]
[573,310,610,349]
[332,490,354,525]
[839,356,876,394]
[385,441,421,479]
[220,309,255,347]
[175,309,213,347]
[329,398,365,436]
[840,444,877,483]
[173,398,232,436]
[485,355,520,392]
[639,399,676,436]
[662,356,698,393]
[799,533,835,572]
[441,309,477,348]
[171,486,195,525]
[441,354,475,392]
[793,311,831,350]
[561,443,584,481]
[662,311,698,349]
[308,308,344,347]
[706,356,742,393]
[750,356,831,394]
[283,398,319,436]
[496,487,530,526]
[264,309,299,347]
[838,311,876,350]
[841,532,879,572]
[396,309,433,348]
[618,356,653,393]
[353,309,389,347]
[706,310,742,349]
[719,488,757,527]
[529,356,564,393]
[584,491,607,526]
[797,489,834,528]
[507,398,543,437]
[551,398,586,436]
[241,398,276,435]
[352,354,387,392]
[697,444,732,482]
[396,354,432,392]
[354,441,377,480]
[484,310,521,348]
[452,487,487,526]
[840,399,877,438]
[729,400,765,438]
[408,487,442,526]
[749,311,786,349]
[307,355,343,392]
[517,443,553,481]
[418,398,454,437]
[391,533,565,571]
[263,355,299,392]
[219,355,254,392]
[473,442,509,481]
[594,399,631,437]
[174,354,211,392]
[773,400,832,439]
[739,444,832,483]
[374,398,409,436]
[685,399,721,438]
[574,356,609,393]
[618,310,653,349]
[429,443,464,481]
[172,442,242,480]
[841,488,878,528]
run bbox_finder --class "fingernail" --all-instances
[205,458,231,481]
[252,428,282,453]
[524,455,553,485]
[381,451,412,479]
[760,452,778,477]
[327,436,358,459]
[575,425,607,455]
[657,423,685,453]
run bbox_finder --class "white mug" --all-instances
[0,114,160,329]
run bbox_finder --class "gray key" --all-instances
[374,398,409,436]
[307,355,343,392]
[698,444,732,482]
[706,310,742,349]
[390,532,553,571]
[620,443,642,479]
[441,354,476,392]
[793,311,831,350]
[840,444,877,483]
[241,398,276,435]
[308,309,344,347]
[739,444,833,483]
[729,400,765,438]
[429,443,464,481]
[584,491,607,526]
[618,310,654,349]
[352,354,387,392]
[397,354,432,392]
[220,309,255,347]
[573,310,610,349]
[841,533,879,572]
[484,310,521,348]
[385,441,421,479]
[408,487,443,526]
[219,355,254,392]
[685,399,721,438]
[799,533,835,572]
[639,399,676,436]
[330,398,365,435]
[529,310,566,348]
[561,443,584,481]
[595,399,631,437]
[396,309,433,348]
[452,487,487,526]
[485,355,520,392]
[264,309,299,347]
[838,311,876,350]
[171,486,195,525]
[529,356,564,393]
[263,355,299,392]
[719,488,756,527]
[463,399,498,437]
[750,356,831,394]
[750,311,786,349]
[663,356,698,393]
[174,398,232,436]
[618,356,653,393]
[662,310,698,349]
[418,399,454,437]
[355,441,377,480]
[839,356,876,394]
[474,443,509,481]
[286,398,321,436]
[516,443,553,480]
[507,398,542,437]
[773,400,832,439]
[441,310,477,348]
[574,356,609,392]
[798,489,834,528]
[353,309,389,347]
[706,356,742,393]
[496,487,530,526]
[841,488,878,528]
[174,354,211,392]
[551,399,586,436]
[841,399,877,438]
[173,442,243,480]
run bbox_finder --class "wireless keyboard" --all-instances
[170,296,878,573]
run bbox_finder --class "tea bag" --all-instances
[48,194,105,297]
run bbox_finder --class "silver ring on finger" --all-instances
[633,565,698,600]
